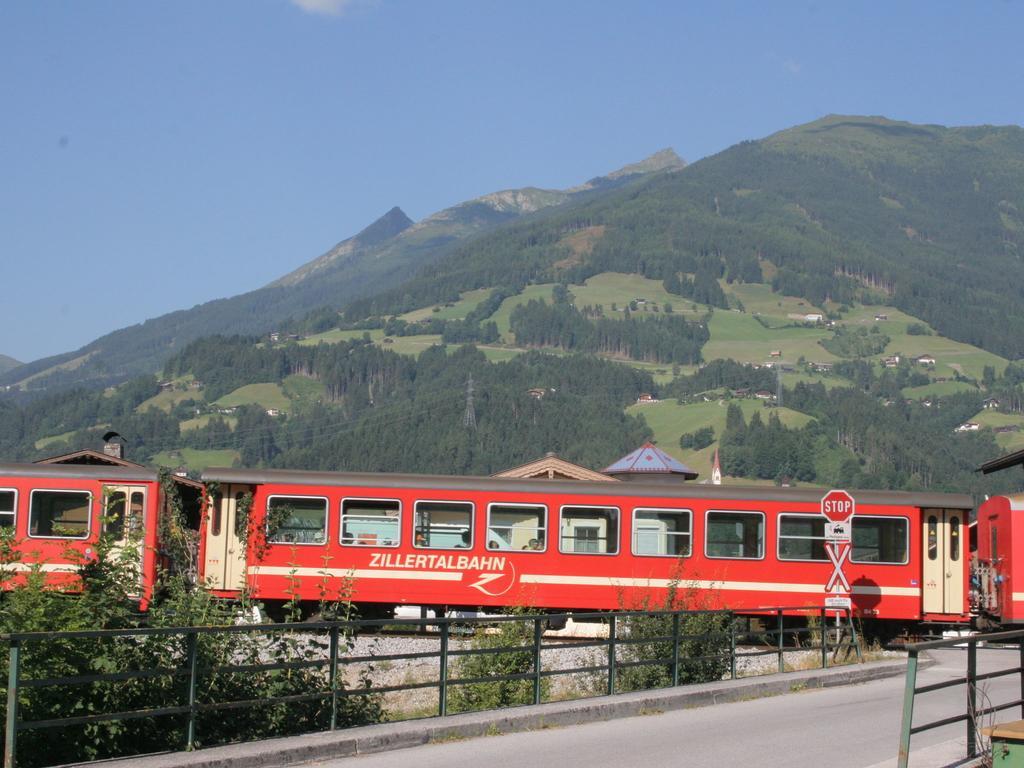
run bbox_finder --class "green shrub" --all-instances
[447,611,548,713]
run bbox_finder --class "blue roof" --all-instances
[603,442,698,479]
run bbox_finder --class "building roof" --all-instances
[492,453,616,482]
[602,442,699,480]
[35,449,147,468]
[978,447,1024,475]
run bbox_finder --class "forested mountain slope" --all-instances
[347,116,1024,359]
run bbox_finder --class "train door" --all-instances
[102,485,146,592]
[922,508,964,614]
[203,485,248,591]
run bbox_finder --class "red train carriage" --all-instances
[974,494,1024,625]
[0,462,201,609]
[200,467,974,627]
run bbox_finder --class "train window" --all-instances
[991,524,998,562]
[104,491,127,540]
[705,510,763,559]
[234,492,248,537]
[266,495,328,545]
[950,516,960,561]
[341,498,400,547]
[487,503,546,551]
[560,506,619,555]
[850,516,908,564]
[414,501,474,549]
[632,508,691,557]
[927,516,938,561]
[130,492,144,536]
[777,514,827,561]
[0,489,16,529]
[210,491,223,537]
[29,490,91,539]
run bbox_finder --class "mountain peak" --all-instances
[606,148,686,179]
[353,206,413,248]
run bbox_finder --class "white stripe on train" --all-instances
[248,566,919,597]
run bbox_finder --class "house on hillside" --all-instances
[955,422,980,433]
[915,354,936,366]
[527,388,547,400]
[984,398,1001,410]
[874,314,888,321]
[755,390,774,400]
[883,355,901,368]
[769,350,782,358]
[803,313,823,323]
[636,393,658,404]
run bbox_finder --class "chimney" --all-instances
[102,431,126,460]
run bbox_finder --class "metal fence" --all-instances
[1,605,858,768]
[897,629,1024,768]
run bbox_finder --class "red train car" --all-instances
[200,467,974,627]
[0,462,200,609]
[974,494,1024,625]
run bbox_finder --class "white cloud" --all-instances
[290,0,353,16]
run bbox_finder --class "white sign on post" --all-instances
[824,520,851,542]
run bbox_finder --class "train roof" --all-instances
[0,462,159,483]
[201,466,975,510]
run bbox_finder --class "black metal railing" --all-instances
[897,629,1024,768]
[0,605,859,768]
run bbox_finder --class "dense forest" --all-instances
[2,338,653,476]
[508,299,709,364]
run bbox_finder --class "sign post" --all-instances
[821,490,855,615]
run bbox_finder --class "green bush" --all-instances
[0,523,383,766]
[447,612,548,713]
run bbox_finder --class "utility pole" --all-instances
[463,376,477,430]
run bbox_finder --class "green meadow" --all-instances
[214,383,290,412]
[399,287,491,323]
[722,282,825,326]
[970,409,1024,452]
[151,448,240,471]
[627,398,814,480]
[702,309,835,365]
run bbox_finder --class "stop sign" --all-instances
[821,489,855,523]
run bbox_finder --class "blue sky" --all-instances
[2,1,1023,363]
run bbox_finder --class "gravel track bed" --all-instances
[334,635,894,716]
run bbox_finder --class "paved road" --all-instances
[309,649,1021,768]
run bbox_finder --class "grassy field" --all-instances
[722,282,825,326]
[492,283,557,339]
[297,328,384,346]
[702,309,835,365]
[901,380,979,399]
[179,414,238,432]
[836,304,1008,380]
[34,430,79,451]
[626,398,813,480]
[569,273,707,316]
[136,387,203,413]
[151,448,240,471]
[282,374,325,404]
[969,409,1024,451]
[214,383,290,412]
[399,288,491,323]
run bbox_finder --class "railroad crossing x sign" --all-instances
[824,542,851,592]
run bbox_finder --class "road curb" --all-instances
[81,657,924,768]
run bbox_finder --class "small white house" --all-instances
[954,422,980,433]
